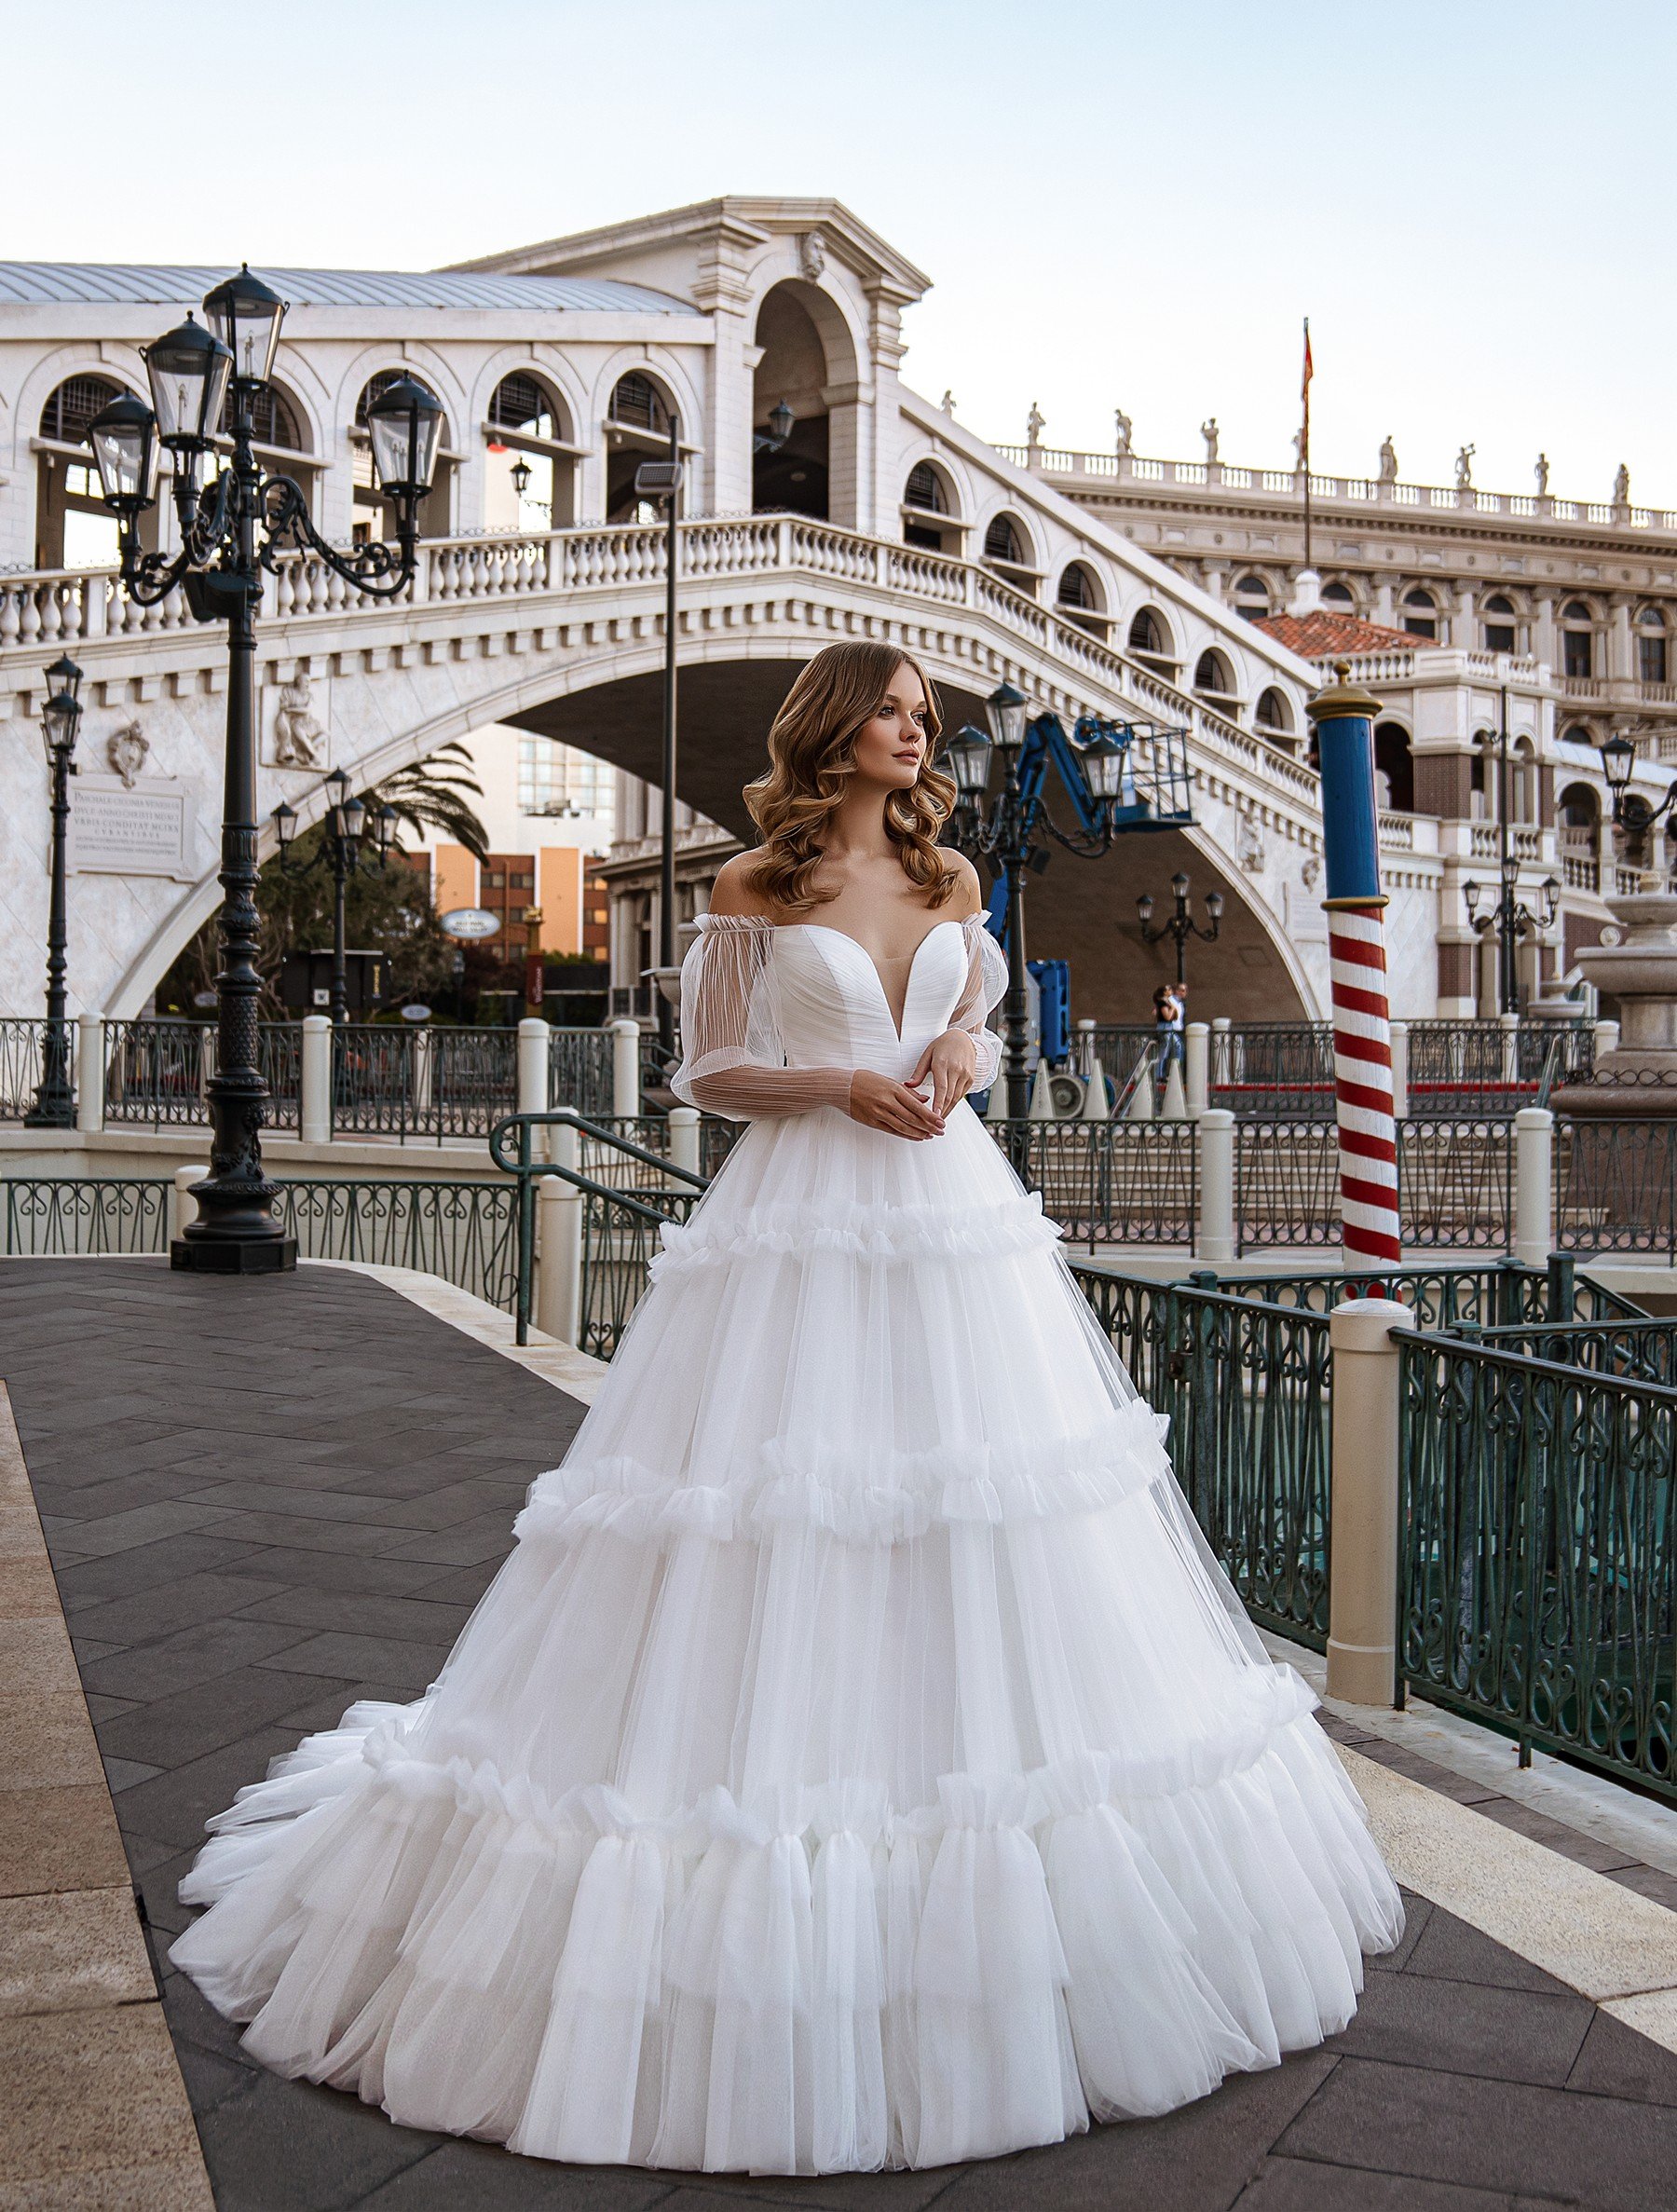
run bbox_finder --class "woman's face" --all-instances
[850,662,931,790]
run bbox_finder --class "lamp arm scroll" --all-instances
[257,474,417,598]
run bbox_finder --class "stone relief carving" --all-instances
[272,672,328,768]
[106,720,149,788]
[1237,810,1266,873]
[1301,852,1322,891]
[798,232,826,281]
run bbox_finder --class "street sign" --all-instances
[439,908,500,940]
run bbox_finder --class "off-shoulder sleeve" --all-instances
[667,915,857,1122]
[944,914,1008,1093]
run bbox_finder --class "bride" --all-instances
[171,640,1402,2175]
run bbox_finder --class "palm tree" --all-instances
[367,741,491,860]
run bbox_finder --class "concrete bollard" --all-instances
[170,1163,211,1245]
[667,1103,702,1177]
[1389,1019,1409,1121]
[609,1017,642,1119]
[1196,1109,1236,1263]
[75,1015,104,1134]
[516,1017,550,1117]
[1514,1106,1554,1270]
[1184,1022,1208,1118]
[1592,1017,1620,1068]
[1326,1298,1417,1705]
[536,1126,582,1345]
[300,1015,332,1144]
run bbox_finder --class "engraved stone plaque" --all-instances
[68,774,196,880]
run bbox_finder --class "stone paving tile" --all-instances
[54,1534,274,1610]
[1231,2159,1537,2208]
[353,2141,681,2210]
[79,1617,315,1702]
[190,2065,447,2212]
[113,1725,320,1852]
[97,1661,350,1769]
[1606,1862,1677,1914]
[1567,2009,1677,2106]
[231,1588,474,1644]
[1275,2055,1677,2209]
[1399,1905,1577,1998]
[1323,1964,1594,2086]
[255,1631,448,1694]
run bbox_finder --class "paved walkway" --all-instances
[5,1257,1677,2210]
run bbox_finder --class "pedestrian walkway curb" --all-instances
[0,1382,213,2210]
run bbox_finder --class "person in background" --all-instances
[1154,981,1185,1086]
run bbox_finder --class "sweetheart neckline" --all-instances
[793,920,964,1045]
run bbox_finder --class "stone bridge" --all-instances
[0,511,1400,1025]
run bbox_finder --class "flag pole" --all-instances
[1302,316,1314,572]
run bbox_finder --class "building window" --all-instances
[1321,579,1355,605]
[984,512,1028,567]
[225,384,302,452]
[1057,562,1098,610]
[1561,600,1594,680]
[1232,573,1270,621]
[1193,649,1235,700]
[517,736,615,829]
[608,373,670,435]
[905,462,949,514]
[1482,594,1517,654]
[1639,608,1668,686]
[1128,607,1172,665]
[1255,687,1291,736]
[490,374,562,442]
[38,375,124,445]
[1401,588,1438,640]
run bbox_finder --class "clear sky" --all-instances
[4,0,1669,505]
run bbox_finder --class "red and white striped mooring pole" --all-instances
[1305,662,1400,1280]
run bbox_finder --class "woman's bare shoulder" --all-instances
[938,850,986,919]
[707,853,778,919]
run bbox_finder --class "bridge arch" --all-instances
[750,278,862,526]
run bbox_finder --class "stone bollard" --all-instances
[609,1017,642,1119]
[516,1017,551,1117]
[1196,1109,1236,1263]
[1514,1106,1554,1270]
[170,1163,211,1245]
[300,1015,332,1144]
[75,1016,104,1134]
[536,1125,582,1345]
[1327,1298,1417,1705]
[1389,1019,1409,1121]
[1184,1022,1208,1118]
[1592,1017,1620,1068]
[667,1104,702,1177]
[1161,1057,1188,1121]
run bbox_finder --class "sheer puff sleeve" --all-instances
[667,915,856,1123]
[945,913,1008,1094]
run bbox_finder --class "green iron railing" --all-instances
[0,1177,170,1253]
[1070,1266,1332,1647]
[1449,1318,1677,1387]
[1400,1328,1677,1798]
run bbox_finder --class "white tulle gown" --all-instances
[171,909,1402,2174]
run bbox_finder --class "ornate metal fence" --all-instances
[0,1178,169,1252]
[548,1030,615,1119]
[102,1019,301,1129]
[1397,1119,1513,1249]
[1451,1318,1677,1387]
[1555,1117,1677,1256]
[0,1020,47,1120]
[1071,1266,1333,1645]
[1234,1120,1338,1247]
[1212,1024,1334,1118]
[273,1179,518,1308]
[1216,1258,1640,1331]
[1400,1329,1677,1797]
[1005,1119,1195,1246]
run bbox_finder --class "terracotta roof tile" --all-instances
[1254,609,1425,659]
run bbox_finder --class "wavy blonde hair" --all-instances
[742,642,961,913]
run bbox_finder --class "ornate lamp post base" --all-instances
[172,1230,299,1274]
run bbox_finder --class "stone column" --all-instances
[75,1016,104,1134]
[609,1017,642,1119]
[300,1015,331,1145]
[1327,1298,1415,1705]
[1196,1109,1236,1263]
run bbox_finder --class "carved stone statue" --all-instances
[1292,428,1306,471]
[1237,811,1265,873]
[798,232,826,282]
[1026,401,1045,447]
[106,720,148,788]
[1454,444,1476,489]
[1113,405,1133,457]
[1535,453,1550,494]
[1378,435,1398,484]
[272,672,327,769]
[1201,417,1220,464]
[941,389,956,415]
[1615,461,1631,507]
[1301,852,1323,892]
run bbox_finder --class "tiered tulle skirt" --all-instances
[170,1101,1403,2173]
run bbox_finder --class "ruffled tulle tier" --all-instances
[172,1690,1398,2174]
[170,1098,1403,2173]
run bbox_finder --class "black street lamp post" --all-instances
[86,266,442,1273]
[945,682,1170,1117]
[1136,870,1223,989]
[1462,871,1560,1015]
[25,655,84,1129]
[634,412,684,1063]
[271,772,397,1023]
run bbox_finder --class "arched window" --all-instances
[1511,737,1537,826]
[1559,782,1600,830]
[1255,687,1292,736]
[1321,579,1355,605]
[1373,722,1414,813]
[1638,605,1668,687]
[905,462,949,514]
[1482,594,1517,654]
[1401,587,1438,640]
[35,375,129,568]
[1057,562,1098,609]
[489,372,566,443]
[1561,600,1595,681]
[984,512,1029,569]
[1193,649,1235,701]
[1232,573,1270,622]
[608,372,671,435]
[39,375,124,445]
[1128,607,1174,668]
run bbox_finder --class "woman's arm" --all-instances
[907,856,1004,1117]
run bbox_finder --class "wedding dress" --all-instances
[170,909,1402,2174]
